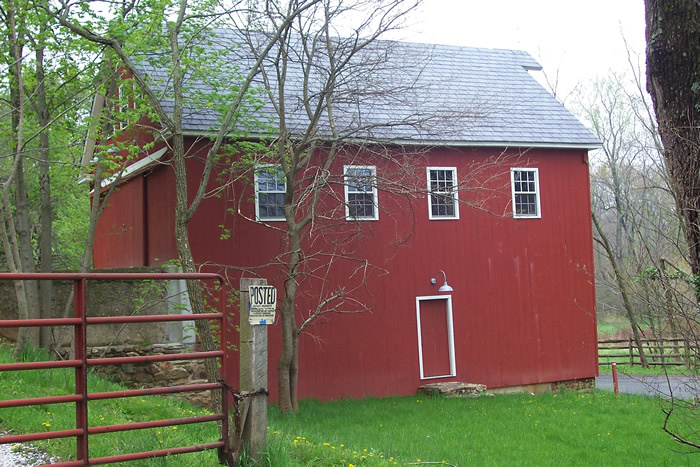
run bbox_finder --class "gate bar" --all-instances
[0,314,221,327]
[63,441,226,467]
[87,350,223,366]
[89,382,222,400]
[88,414,224,435]
[0,394,82,409]
[1,429,83,444]
[0,382,223,409]
[0,359,81,371]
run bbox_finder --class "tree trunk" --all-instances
[645,0,700,299]
[4,1,33,353]
[278,231,301,413]
[593,212,649,367]
[171,133,221,410]
[36,42,54,349]
[15,157,41,347]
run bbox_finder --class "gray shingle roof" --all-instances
[136,29,600,148]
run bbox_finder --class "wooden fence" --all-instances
[598,337,698,367]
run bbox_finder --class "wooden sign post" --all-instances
[235,277,269,461]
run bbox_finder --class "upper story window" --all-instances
[115,83,130,131]
[344,165,378,220]
[427,167,459,220]
[255,166,286,221]
[511,168,541,218]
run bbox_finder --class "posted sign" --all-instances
[248,285,277,325]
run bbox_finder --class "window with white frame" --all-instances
[511,168,541,218]
[255,166,286,221]
[427,167,459,219]
[115,83,130,131]
[344,165,378,220]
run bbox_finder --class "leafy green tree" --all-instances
[0,0,111,352]
[45,0,321,408]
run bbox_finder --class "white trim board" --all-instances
[95,147,169,191]
[415,295,456,380]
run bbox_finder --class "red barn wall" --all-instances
[93,141,598,400]
[93,176,146,268]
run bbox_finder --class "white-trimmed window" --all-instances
[511,168,541,218]
[344,165,378,220]
[115,83,130,131]
[255,166,286,221]
[427,167,459,220]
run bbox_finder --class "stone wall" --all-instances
[88,343,213,407]
[489,377,596,395]
[551,377,596,393]
[0,268,194,347]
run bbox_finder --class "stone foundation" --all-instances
[419,377,596,398]
[87,343,214,407]
[489,377,596,395]
[550,377,596,393]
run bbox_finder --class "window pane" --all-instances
[347,168,373,192]
[348,193,374,218]
[431,193,455,216]
[259,193,285,218]
[515,193,537,215]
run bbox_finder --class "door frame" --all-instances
[415,295,456,380]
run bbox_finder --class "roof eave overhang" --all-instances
[90,146,169,195]
[181,129,602,151]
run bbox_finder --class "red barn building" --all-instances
[87,31,601,400]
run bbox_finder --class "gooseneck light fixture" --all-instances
[430,270,454,292]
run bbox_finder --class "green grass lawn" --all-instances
[0,344,220,466]
[269,391,698,466]
[1,343,698,466]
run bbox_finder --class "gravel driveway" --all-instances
[0,434,60,466]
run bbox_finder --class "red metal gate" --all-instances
[0,272,233,466]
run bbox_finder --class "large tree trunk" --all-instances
[172,135,221,410]
[645,0,700,299]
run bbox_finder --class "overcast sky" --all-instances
[390,0,647,101]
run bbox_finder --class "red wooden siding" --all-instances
[144,167,177,266]
[93,141,597,401]
[93,176,146,268]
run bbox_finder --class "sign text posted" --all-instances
[248,285,277,325]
